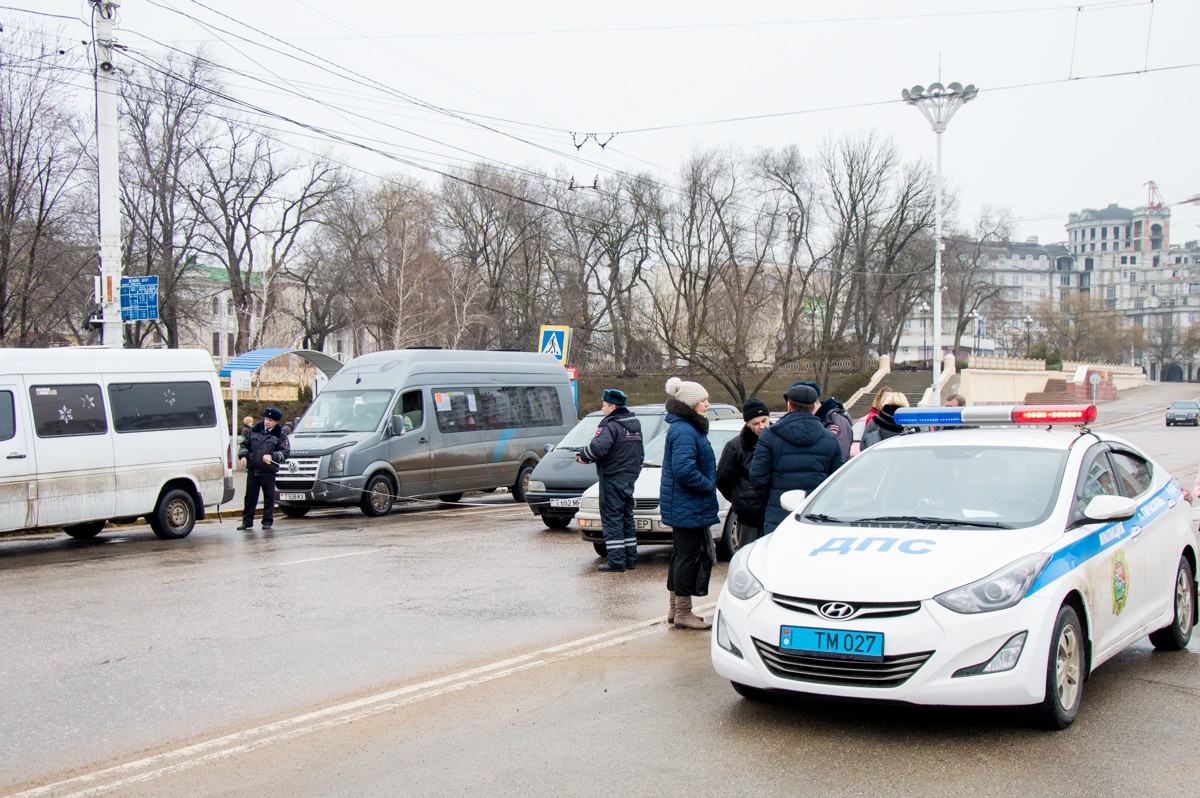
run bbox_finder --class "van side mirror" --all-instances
[391,415,406,436]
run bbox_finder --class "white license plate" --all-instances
[279,492,306,502]
[635,518,651,530]
[550,497,581,508]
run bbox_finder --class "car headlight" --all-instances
[328,445,352,476]
[726,544,763,601]
[580,496,600,512]
[527,480,546,493]
[935,553,1050,614]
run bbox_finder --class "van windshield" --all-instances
[295,390,393,433]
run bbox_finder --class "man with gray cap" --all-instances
[238,407,291,531]
[749,383,844,535]
[576,388,644,571]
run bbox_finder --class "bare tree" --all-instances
[119,51,215,348]
[0,27,91,345]
[942,208,1012,357]
[189,119,341,353]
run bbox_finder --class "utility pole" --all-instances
[93,1,124,348]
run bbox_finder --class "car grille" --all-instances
[752,639,933,688]
[634,498,660,510]
[771,593,922,620]
[276,457,320,491]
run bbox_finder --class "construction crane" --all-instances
[1146,180,1200,210]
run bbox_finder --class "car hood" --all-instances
[288,433,369,457]
[531,447,598,491]
[746,519,1059,601]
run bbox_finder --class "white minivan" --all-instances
[0,347,235,540]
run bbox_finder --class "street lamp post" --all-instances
[1024,315,1033,357]
[968,311,978,357]
[919,302,929,361]
[903,81,978,405]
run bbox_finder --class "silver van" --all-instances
[524,402,740,528]
[276,349,575,517]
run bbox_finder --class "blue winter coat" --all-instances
[749,410,844,534]
[659,401,719,529]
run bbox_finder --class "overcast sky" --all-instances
[27,0,1200,245]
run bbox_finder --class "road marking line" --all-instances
[3,606,714,798]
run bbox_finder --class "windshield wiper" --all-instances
[802,513,845,524]
[853,515,1013,529]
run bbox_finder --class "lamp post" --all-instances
[919,302,929,361]
[903,81,978,405]
[1024,315,1033,357]
[968,311,978,357]
[975,313,984,356]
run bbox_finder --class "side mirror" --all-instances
[544,443,554,454]
[1082,494,1137,522]
[780,489,809,513]
[391,415,406,436]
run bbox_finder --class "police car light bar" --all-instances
[894,404,1097,427]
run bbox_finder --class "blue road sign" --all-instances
[120,276,159,321]
[537,325,571,364]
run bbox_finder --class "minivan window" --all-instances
[434,386,564,433]
[30,384,108,437]
[108,381,218,432]
[295,390,393,433]
[0,391,13,441]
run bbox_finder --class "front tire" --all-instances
[360,474,395,517]
[279,504,310,518]
[716,511,740,561]
[438,493,463,504]
[64,521,106,539]
[731,681,770,702]
[543,515,571,530]
[149,489,196,539]
[1026,604,1085,729]
[511,462,535,503]
[592,541,606,557]
[1149,557,1196,651]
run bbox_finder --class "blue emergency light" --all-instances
[893,404,1097,427]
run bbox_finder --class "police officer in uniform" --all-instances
[238,407,290,531]
[576,389,644,572]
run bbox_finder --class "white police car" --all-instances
[712,404,1198,729]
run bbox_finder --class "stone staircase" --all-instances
[1021,378,1074,405]
[846,371,933,421]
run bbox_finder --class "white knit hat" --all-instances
[665,376,709,408]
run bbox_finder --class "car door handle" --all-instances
[1130,524,1143,539]
[1168,499,1178,509]
[419,437,428,444]
[6,453,25,459]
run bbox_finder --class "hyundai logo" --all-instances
[818,601,857,620]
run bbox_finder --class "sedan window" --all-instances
[1109,451,1152,498]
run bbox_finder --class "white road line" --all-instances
[273,551,378,567]
[3,605,715,798]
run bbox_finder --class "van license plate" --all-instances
[550,498,581,508]
[279,492,306,502]
[780,625,884,661]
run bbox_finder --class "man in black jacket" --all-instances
[717,398,771,549]
[576,389,644,572]
[238,407,291,531]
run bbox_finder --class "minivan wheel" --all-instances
[149,489,196,539]
[279,505,310,518]
[64,521,106,539]
[511,462,535,503]
[360,474,395,517]
[438,493,463,504]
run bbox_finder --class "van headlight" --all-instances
[726,545,763,600]
[580,496,600,513]
[935,553,1050,614]
[328,445,352,477]
[527,480,547,493]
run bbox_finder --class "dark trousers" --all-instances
[242,469,277,526]
[599,476,637,568]
[667,525,712,597]
[738,522,762,548]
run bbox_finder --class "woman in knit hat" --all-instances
[659,376,718,630]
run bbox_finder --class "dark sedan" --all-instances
[1165,400,1200,426]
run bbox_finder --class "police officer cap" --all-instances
[263,407,283,421]
[783,383,819,406]
[601,388,628,406]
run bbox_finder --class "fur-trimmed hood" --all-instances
[665,398,709,435]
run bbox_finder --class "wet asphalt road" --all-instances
[1,413,1199,796]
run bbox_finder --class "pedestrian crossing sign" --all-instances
[538,325,571,364]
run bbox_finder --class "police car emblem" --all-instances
[1111,550,1129,615]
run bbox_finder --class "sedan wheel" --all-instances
[1149,557,1196,651]
[1026,604,1084,729]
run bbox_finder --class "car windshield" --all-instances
[643,426,741,468]
[554,413,669,450]
[801,444,1069,529]
[1170,401,1199,410]
[294,390,393,433]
